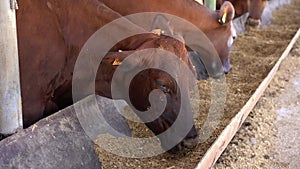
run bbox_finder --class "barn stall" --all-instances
[94,0,300,168]
[0,0,299,168]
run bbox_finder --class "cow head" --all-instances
[247,0,267,26]
[149,3,236,80]
[97,34,199,153]
[129,68,198,153]
[199,1,235,79]
[217,0,267,27]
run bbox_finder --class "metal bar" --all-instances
[206,0,216,10]
[195,28,300,169]
[0,0,23,135]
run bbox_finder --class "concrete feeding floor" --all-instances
[273,67,300,169]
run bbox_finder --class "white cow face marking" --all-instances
[228,22,237,49]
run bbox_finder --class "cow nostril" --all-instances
[224,64,232,74]
[224,68,231,74]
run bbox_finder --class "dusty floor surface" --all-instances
[95,1,300,168]
[213,1,300,169]
[273,53,300,169]
[214,37,300,169]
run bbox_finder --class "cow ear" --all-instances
[218,1,235,24]
[151,14,174,36]
[151,14,185,43]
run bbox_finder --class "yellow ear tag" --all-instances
[151,29,163,36]
[112,58,122,66]
[222,12,227,24]
[194,0,204,5]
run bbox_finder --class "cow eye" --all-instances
[156,81,170,93]
[161,84,167,90]
[160,84,171,93]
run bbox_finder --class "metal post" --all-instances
[206,0,216,10]
[0,0,22,135]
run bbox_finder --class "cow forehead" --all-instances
[231,22,237,38]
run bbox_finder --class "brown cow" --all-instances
[216,0,268,26]
[100,0,236,74]
[17,0,235,153]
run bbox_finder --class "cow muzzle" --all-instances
[223,58,232,74]
[246,17,262,27]
[167,126,198,153]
